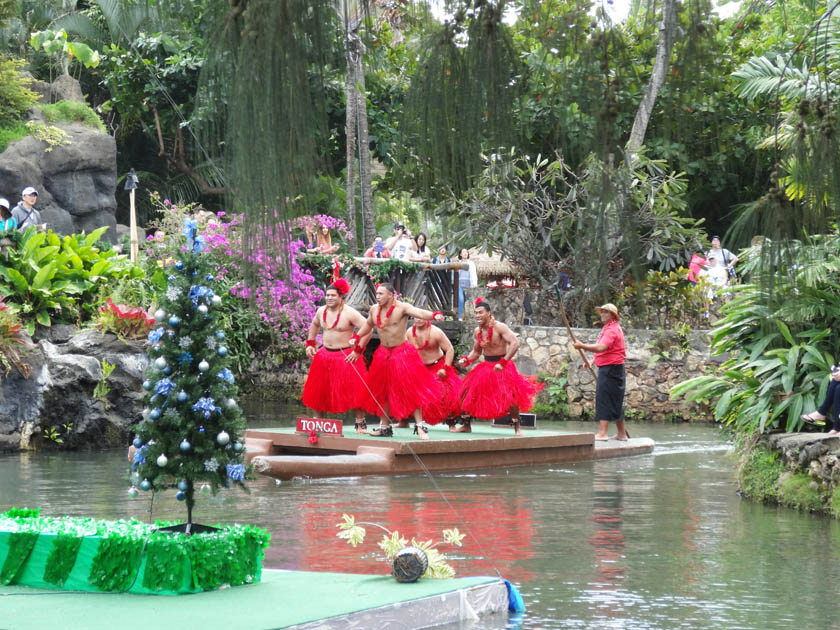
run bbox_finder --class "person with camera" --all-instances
[364,236,392,258]
[707,236,738,282]
[801,365,840,435]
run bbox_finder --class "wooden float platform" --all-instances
[0,568,512,630]
[245,424,654,480]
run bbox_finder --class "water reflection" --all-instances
[3,415,840,629]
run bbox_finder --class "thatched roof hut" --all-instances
[468,248,522,280]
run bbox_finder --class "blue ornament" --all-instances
[140,479,152,491]
[177,391,188,403]
[206,274,214,282]
[175,490,186,501]
[162,366,172,375]
[168,315,180,327]
[215,331,226,340]
[149,408,161,420]
[217,346,228,357]
[233,441,243,452]
[179,439,191,452]
[142,380,153,391]
[177,479,188,491]
[199,426,205,433]
[132,436,143,449]
[175,260,183,270]
[128,486,139,499]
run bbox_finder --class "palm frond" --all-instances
[733,54,818,102]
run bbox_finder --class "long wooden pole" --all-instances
[555,286,596,380]
[129,188,138,263]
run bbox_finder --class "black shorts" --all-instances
[595,363,625,422]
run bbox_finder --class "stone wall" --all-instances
[455,317,718,422]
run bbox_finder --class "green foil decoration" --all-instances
[1,531,39,584]
[43,533,83,586]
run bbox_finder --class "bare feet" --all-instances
[615,434,629,441]
[396,420,411,429]
[453,423,472,433]
[594,434,609,441]
[513,420,523,437]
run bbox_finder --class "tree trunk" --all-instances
[626,0,677,154]
[344,29,359,254]
[355,63,376,249]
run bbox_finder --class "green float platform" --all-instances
[0,568,511,629]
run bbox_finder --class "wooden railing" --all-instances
[341,259,469,315]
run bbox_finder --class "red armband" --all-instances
[431,311,443,319]
[349,333,360,346]
[305,339,316,348]
[460,355,473,367]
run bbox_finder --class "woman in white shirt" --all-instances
[410,232,431,262]
[457,248,478,320]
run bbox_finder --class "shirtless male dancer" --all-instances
[405,316,462,430]
[352,283,444,440]
[301,279,375,433]
[458,297,543,436]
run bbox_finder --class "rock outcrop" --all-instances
[0,75,118,240]
[0,329,146,451]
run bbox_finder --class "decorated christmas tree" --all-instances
[131,219,247,530]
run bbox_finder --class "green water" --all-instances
[1,402,839,629]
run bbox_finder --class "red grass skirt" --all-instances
[365,342,442,419]
[421,357,463,425]
[460,360,544,420]
[301,347,376,415]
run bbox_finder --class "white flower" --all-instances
[205,336,217,350]
[204,457,219,472]
[166,286,183,301]
[178,336,193,349]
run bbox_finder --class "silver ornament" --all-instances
[128,486,139,498]
[233,441,243,452]
[211,295,222,306]
[154,309,166,321]
[154,356,167,369]
[198,360,210,372]
[225,398,237,409]
[198,304,209,315]
[156,453,168,467]
[216,431,230,446]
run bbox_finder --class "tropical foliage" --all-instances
[0,227,142,334]
[671,237,840,436]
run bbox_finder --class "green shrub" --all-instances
[738,444,785,503]
[532,369,569,418]
[778,472,825,512]
[829,485,840,518]
[41,100,105,132]
[0,56,39,127]
[0,121,27,152]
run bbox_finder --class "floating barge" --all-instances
[245,423,654,480]
[0,568,514,630]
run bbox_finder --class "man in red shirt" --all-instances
[573,303,628,441]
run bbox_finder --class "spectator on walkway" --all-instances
[687,251,707,285]
[801,365,840,435]
[303,222,318,252]
[700,256,728,294]
[12,187,43,231]
[707,236,738,281]
[0,199,16,231]
[432,247,450,265]
[457,248,478,320]
[315,224,340,255]
[411,232,432,262]
[388,223,414,261]
[363,236,391,258]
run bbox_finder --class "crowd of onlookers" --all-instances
[686,235,739,317]
[0,187,44,232]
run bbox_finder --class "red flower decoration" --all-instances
[333,277,350,296]
[308,430,318,445]
[474,296,485,306]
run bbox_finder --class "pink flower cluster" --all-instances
[202,213,322,345]
[293,215,354,241]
